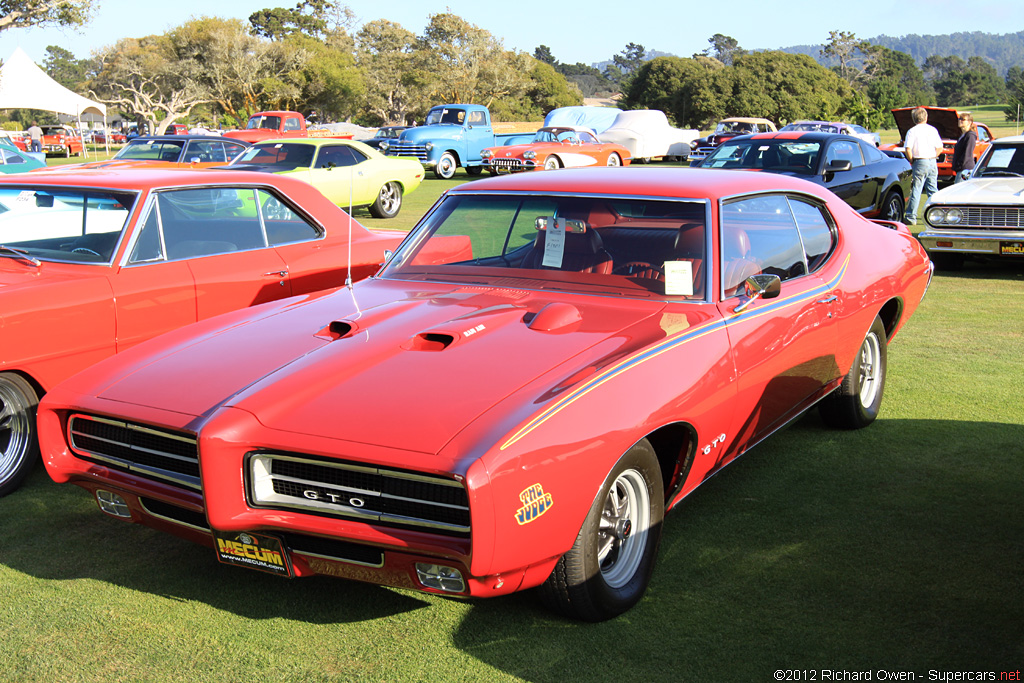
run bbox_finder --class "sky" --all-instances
[3,0,1021,68]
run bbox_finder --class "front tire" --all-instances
[465,166,483,176]
[606,153,622,167]
[543,156,561,170]
[819,315,887,429]
[0,373,40,497]
[434,152,457,179]
[368,181,402,218]
[540,438,664,621]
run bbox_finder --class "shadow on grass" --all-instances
[0,469,431,624]
[450,416,1024,681]
[2,417,1021,676]
[932,258,1024,282]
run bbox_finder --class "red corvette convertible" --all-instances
[40,168,933,620]
[0,168,408,497]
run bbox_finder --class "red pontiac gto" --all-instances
[0,168,409,496]
[39,168,933,621]
[481,126,631,173]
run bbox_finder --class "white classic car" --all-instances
[921,135,1024,269]
[598,110,699,162]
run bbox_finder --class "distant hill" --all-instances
[780,30,1024,76]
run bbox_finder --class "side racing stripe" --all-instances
[499,255,850,450]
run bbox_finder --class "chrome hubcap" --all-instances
[597,468,650,588]
[0,381,31,481]
[857,333,882,407]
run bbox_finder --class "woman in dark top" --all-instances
[952,113,977,183]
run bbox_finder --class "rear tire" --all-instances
[606,153,622,167]
[819,316,887,430]
[881,190,904,222]
[0,373,39,497]
[368,182,402,219]
[540,438,664,621]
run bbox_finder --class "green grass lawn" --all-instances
[2,157,1021,683]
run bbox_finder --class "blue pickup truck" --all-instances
[381,104,533,179]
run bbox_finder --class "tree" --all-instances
[923,55,1004,106]
[249,0,353,41]
[1005,67,1024,123]
[169,17,309,126]
[623,55,730,128]
[356,19,428,125]
[862,45,933,108]
[702,34,743,66]
[606,42,645,87]
[728,52,857,125]
[88,34,212,134]
[820,30,869,84]
[0,0,92,32]
[533,45,556,65]
[43,45,93,89]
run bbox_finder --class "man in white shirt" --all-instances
[903,107,943,225]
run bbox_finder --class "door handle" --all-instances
[817,295,838,304]
[263,270,288,277]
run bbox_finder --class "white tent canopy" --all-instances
[0,47,105,116]
[0,47,107,156]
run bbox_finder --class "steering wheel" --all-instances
[613,261,664,279]
[72,247,101,256]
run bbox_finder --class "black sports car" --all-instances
[693,132,911,221]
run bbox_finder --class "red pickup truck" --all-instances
[224,111,354,144]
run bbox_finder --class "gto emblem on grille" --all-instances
[303,490,368,508]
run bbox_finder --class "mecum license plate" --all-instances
[1000,241,1024,256]
[213,529,293,577]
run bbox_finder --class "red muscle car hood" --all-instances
[90,280,664,453]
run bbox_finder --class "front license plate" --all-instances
[213,530,293,577]
[1000,241,1024,256]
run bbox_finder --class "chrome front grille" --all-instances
[248,452,470,536]
[68,414,200,490]
[959,206,1024,229]
[488,158,525,172]
[383,142,428,162]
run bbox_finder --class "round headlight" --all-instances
[424,142,434,151]
[523,151,536,160]
[379,141,389,151]
[481,149,493,158]
[925,207,945,224]
[945,208,963,224]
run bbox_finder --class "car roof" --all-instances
[448,166,833,202]
[5,167,313,191]
[722,117,775,125]
[129,135,246,143]
[744,131,863,143]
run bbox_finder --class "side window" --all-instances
[978,127,990,143]
[825,140,864,168]
[2,149,25,165]
[283,117,302,131]
[154,188,266,259]
[721,195,806,297]
[788,197,836,273]
[128,202,166,263]
[316,145,364,168]
[257,189,321,245]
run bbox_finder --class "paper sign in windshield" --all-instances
[664,260,694,296]
[541,216,566,268]
[989,148,1015,168]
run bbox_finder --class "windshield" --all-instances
[974,143,1024,178]
[114,140,185,162]
[715,121,754,134]
[703,139,822,175]
[534,128,581,144]
[781,123,838,133]
[425,108,466,126]
[234,143,316,168]
[246,115,282,131]
[0,187,137,264]
[380,193,708,300]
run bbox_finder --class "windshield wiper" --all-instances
[0,245,41,267]
[978,170,1024,178]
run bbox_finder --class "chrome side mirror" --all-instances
[733,274,781,313]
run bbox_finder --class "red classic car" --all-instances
[0,168,409,497]
[481,126,631,173]
[882,106,994,181]
[61,135,250,170]
[39,168,933,621]
[92,130,128,145]
[41,125,84,157]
